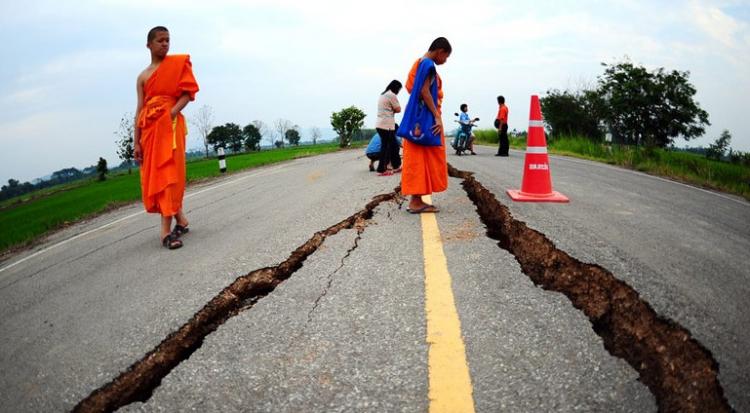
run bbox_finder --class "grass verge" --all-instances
[0,143,353,255]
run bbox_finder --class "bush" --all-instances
[545,137,750,199]
[548,136,609,158]
[473,129,498,144]
[705,130,731,161]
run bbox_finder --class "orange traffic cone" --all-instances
[506,95,569,203]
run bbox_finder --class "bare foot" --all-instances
[175,211,189,228]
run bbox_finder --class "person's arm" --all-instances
[392,95,401,114]
[421,74,442,135]
[170,92,191,119]
[134,75,145,164]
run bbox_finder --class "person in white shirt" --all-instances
[375,80,403,176]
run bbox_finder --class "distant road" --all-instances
[1,146,747,412]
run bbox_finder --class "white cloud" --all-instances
[690,0,744,48]
[1,47,141,129]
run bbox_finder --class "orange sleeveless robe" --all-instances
[137,55,199,216]
[401,58,448,196]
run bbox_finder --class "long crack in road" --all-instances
[72,164,734,413]
[72,189,401,413]
[448,163,732,413]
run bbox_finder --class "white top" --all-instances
[375,90,401,130]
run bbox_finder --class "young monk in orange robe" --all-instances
[401,37,452,214]
[134,26,199,249]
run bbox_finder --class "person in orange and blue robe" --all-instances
[401,37,452,214]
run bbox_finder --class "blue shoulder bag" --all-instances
[396,59,442,146]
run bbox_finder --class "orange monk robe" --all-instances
[137,55,199,217]
[401,58,448,196]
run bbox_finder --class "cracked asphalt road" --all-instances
[1,145,748,412]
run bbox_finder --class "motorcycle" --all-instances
[451,113,479,156]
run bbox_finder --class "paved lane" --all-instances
[1,146,747,411]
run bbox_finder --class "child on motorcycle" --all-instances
[453,103,478,155]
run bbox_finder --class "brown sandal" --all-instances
[407,204,439,214]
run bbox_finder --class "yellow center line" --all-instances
[420,195,476,413]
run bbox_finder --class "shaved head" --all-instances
[147,26,169,43]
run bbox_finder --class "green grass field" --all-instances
[0,180,89,210]
[473,130,750,200]
[0,143,351,254]
[473,129,527,149]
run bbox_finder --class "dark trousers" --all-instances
[376,128,401,172]
[497,124,509,155]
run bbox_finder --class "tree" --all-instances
[1,179,20,200]
[114,112,135,173]
[251,120,269,149]
[190,105,214,158]
[597,60,709,148]
[706,130,732,161]
[224,123,244,152]
[97,157,108,181]
[243,123,262,151]
[0,179,34,201]
[311,127,321,145]
[207,123,244,152]
[207,125,228,151]
[541,89,604,141]
[51,167,83,182]
[285,127,301,146]
[274,119,293,148]
[331,106,366,147]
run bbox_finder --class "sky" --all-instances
[1,0,749,183]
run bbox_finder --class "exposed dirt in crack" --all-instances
[72,188,401,413]
[447,164,733,413]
